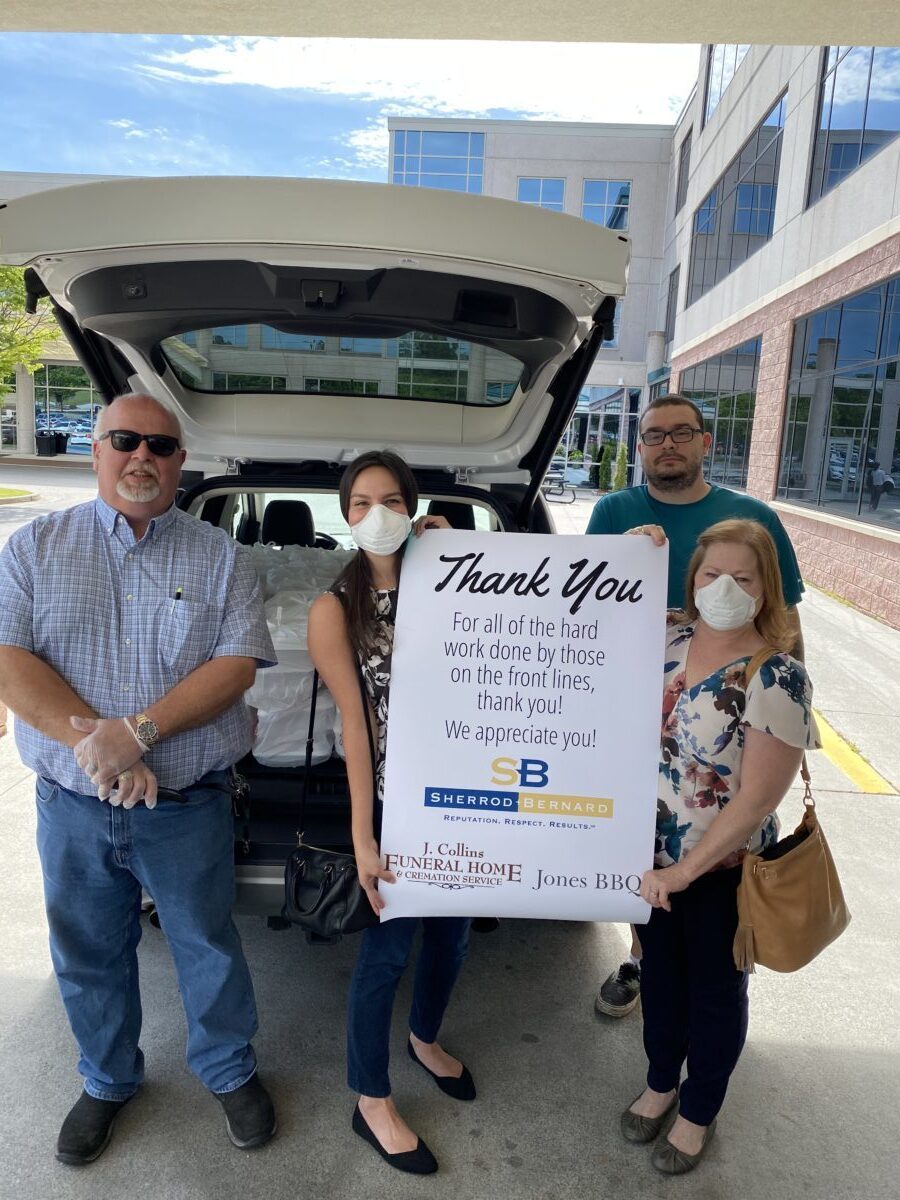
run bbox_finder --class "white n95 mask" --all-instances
[350,504,412,556]
[694,573,759,631]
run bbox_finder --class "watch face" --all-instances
[137,718,159,746]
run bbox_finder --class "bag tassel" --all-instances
[733,924,757,973]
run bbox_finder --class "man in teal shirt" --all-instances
[586,395,803,609]
[588,393,804,1019]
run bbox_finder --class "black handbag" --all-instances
[282,664,379,937]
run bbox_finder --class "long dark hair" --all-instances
[332,450,419,656]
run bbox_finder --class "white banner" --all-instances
[379,532,668,923]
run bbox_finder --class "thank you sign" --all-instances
[379,532,668,922]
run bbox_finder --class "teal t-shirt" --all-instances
[585,484,804,608]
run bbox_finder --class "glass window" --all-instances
[675,129,692,213]
[393,130,484,193]
[809,46,900,205]
[687,95,786,305]
[338,337,384,355]
[304,378,380,396]
[160,325,522,407]
[211,372,286,392]
[664,266,681,347]
[420,131,471,156]
[260,329,326,351]
[733,183,776,235]
[704,44,751,124]
[582,180,631,230]
[777,272,900,529]
[677,337,761,488]
[518,177,565,211]
[33,362,101,449]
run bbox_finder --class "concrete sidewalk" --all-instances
[0,480,897,1200]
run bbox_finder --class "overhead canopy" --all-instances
[2,1,897,44]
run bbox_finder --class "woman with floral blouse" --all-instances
[620,518,816,1175]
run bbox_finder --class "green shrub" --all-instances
[613,441,628,491]
[597,442,614,491]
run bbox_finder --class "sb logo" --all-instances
[490,757,550,789]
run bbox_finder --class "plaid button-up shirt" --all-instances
[0,497,276,792]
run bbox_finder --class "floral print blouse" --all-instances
[359,588,396,805]
[657,622,815,870]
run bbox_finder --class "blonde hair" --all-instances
[682,518,796,655]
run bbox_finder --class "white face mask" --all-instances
[350,503,412,556]
[694,573,759,631]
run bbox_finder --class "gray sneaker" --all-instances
[594,961,641,1018]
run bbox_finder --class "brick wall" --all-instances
[672,232,900,629]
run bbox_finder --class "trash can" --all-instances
[55,432,70,454]
[35,432,58,457]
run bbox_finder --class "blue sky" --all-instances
[1,34,701,180]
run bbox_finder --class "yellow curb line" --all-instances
[813,708,897,795]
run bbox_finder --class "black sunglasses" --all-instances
[99,429,181,457]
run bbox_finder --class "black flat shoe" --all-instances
[620,1088,678,1144]
[407,1038,476,1101]
[56,1092,132,1166]
[352,1104,438,1175]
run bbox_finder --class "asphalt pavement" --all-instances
[0,468,897,1200]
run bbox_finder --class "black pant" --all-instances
[639,866,748,1126]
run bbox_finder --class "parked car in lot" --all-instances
[0,176,629,919]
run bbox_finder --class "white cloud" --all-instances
[99,118,237,174]
[139,37,700,125]
[342,122,390,170]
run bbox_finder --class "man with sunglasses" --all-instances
[0,393,278,1164]
[585,394,804,1020]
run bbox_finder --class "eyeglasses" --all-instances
[98,430,181,457]
[639,426,704,447]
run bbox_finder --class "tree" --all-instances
[0,267,59,397]
[597,441,615,491]
[613,441,628,491]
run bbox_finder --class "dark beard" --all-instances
[644,458,703,493]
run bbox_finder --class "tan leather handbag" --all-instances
[733,759,851,973]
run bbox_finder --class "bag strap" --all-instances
[297,664,378,842]
[297,669,321,840]
[799,753,814,807]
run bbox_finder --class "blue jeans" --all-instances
[638,865,748,1126]
[35,772,259,1101]
[347,916,471,1097]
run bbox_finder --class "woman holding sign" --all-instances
[308,450,473,1177]
[621,519,815,1175]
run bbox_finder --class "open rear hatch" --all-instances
[0,176,629,500]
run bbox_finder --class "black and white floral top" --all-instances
[358,588,396,805]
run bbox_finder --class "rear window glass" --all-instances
[161,325,523,406]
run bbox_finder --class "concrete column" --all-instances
[14,365,36,455]
[645,330,666,378]
[801,339,836,489]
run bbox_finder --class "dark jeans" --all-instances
[347,916,471,1097]
[36,772,259,1100]
[638,866,748,1126]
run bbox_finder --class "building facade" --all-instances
[663,45,900,627]
[387,118,673,477]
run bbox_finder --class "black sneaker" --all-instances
[215,1075,276,1150]
[56,1092,131,1166]
[594,961,641,1018]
